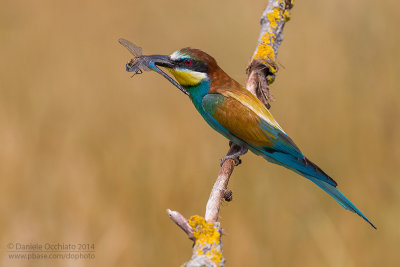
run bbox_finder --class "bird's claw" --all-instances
[220,155,242,167]
[220,142,248,166]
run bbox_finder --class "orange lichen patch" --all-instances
[253,0,294,62]
[189,215,221,245]
[267,7,281,28]
[188,215,224,266]
[253,32,276,62]
[253,8,282,62]
[251,0,293,75]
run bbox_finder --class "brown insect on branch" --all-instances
[167,1,294,266]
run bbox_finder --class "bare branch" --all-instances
[205,159,235,222]
[166,209,195,241]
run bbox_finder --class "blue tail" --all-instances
[305,174,376,229]
[256,148,376,229]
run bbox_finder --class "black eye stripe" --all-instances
[177,59,208,73]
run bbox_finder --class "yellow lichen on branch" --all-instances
[183,215,224,267]
[246,0,294,109]
[254,32,277,72]
[251,0,294,74]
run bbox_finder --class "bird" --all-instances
[128,47,376,229]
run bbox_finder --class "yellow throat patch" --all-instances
[167,68,207,87]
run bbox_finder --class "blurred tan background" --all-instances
[0,0,399,266]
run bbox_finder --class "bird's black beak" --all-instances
[144,55,189,96]
[148,55,176,69]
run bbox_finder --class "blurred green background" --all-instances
[1,0,399,266]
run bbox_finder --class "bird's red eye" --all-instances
[184,59,193,66]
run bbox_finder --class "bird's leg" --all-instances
[220,141,248,166]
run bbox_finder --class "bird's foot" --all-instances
[221,155,242,166]
[220,142,248,167]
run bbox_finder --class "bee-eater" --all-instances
[128,47,376,229]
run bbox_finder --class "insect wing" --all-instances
[118,38,143,57]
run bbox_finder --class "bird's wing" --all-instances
[201,89,338,187]
[202,93,272,147]
[202,88,303,158]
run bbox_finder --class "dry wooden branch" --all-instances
[166,160,235,267]
[167,209,195,241]
[247,0,294,109]
[167,1,294,266]
[205,159,236,222]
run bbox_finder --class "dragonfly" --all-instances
[118,38,151,76]
[118,38,189,95]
